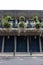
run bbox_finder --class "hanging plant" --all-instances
[19,16,25,21]
[35,23,41,29]
[31,16,38,22]
[19,22,26,28]
[30,16,39,28]
[2,15,12,32]
[4,22,11,28]
[6,15,12,21]
[18,22,27,36]
[2,15,7,26]
[35,22,42,37]
[31,16,42,36]
[4,22,12,32]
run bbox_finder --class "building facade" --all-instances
[0,10,43,56]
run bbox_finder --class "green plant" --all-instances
[4,22,11,28]
[2,15,12,23]
[19,22,26,28]
[19,16,25,21]
[6,15,12,21]
[2,15,6,25]
[18,22,26,36]
[35,22,41,29]
[2,15,12,28]
[31,16,38,21]
[35,22,42,37]
[40,22,43,27]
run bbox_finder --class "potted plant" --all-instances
[30,16,38,27]
[35,22,42,36]
[6,15,13,21]
[35,23,41,29]
[2,15,7,27]
[31,16,38,22]
[19,22,26,28]
[19,16,25,21]
[18,21,27,36]
[31,15,42,36]
[30,16,39,28]
[18,22,26,31]
[2,15,12,32]
[2,15,13,27]
[4,22,11,28]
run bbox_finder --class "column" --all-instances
[39,36,42,53]
[27,36,29,52]
[2,36,5,53]
[14,36,16,55]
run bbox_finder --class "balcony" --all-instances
[0,15,43,36]
[0,28,43,36]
